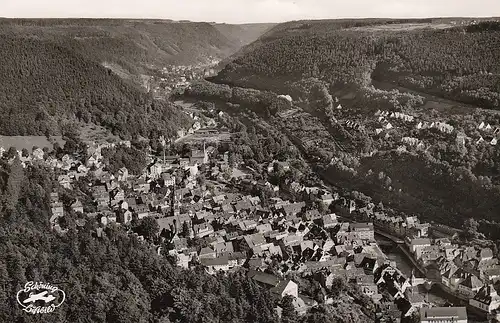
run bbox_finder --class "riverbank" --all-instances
[376,235,490,322]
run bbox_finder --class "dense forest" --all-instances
[0,18,275,137]
[102,145,149,175]
[216,20,500,110]
[0,147,375,323]
[0,168,277,322]
[0,19,273,74]
[0,34,191,137]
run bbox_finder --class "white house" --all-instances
[270,280,299,299]
[469,285,500,314]
[32,148,44,160]
[408,238,431,259]
[200,256,230,274]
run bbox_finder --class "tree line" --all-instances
[216,22,500,110]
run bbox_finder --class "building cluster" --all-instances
[376,110,415,123]
[416,121,454,134]
[146,60,219,97]
[476,121,500,146]
[6,98,500,322]
[342,194,500,321]
[374,110,416,137]
[371,107,487,154]
[27,137,396,316]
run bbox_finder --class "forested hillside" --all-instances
[188,19,500,237]
[0,157,279,323]
[0,19,272,76]
[0,144,375,323]
[0,19,274,137]
[0,34,190,137]
[216,20,500,110]
[213,23,276,48]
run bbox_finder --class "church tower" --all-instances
[203,141,208,164]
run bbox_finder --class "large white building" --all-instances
[350,222,375,241]
[420,307,467,323]
[469,285,500,314]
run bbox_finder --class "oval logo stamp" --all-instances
[16,281,65,314]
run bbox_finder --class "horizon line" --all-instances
[0,15,498,25]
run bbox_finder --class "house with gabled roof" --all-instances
[173,238,188,252]
[58,174,71,189]
[193,222,214,238]
[199,247,216,259]
[458,274,483,298]
[200,256,230,274]
[479,248,494,261]
[303,209,322,222]
[117,209,132,224]
[350,222,375,241]
[214,241,234,255]
[50,202,64,227]
[227,252,247,267]
[71,200,84,214]
[244,233,266,250]
[483,267,500,283]
[322,213,338,228]
[281,202,305,218]
[247,270,298,299]
[117,167,129,182]
[470,284,500,314]
[270,280,298,299]
[256,223,273,234]
[248,269,280,286]
[135,205,150,219]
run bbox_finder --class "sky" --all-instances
[2,0,500,24]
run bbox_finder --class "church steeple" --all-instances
[203,141,208,164]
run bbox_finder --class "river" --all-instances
[376,235,449,307]
[376,235,489,322]
[174,96,484,320]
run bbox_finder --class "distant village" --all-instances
[145,59,219,98]
[2,99,500,323]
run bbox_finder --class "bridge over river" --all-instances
[374,229,405,244]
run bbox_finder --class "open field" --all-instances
[350,23,455,32]
[0,136,65,152]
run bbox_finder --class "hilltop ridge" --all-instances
[0,18,274,77]
[0,18,273,137]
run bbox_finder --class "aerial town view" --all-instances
[0,1,500,323]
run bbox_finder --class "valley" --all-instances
[0,18,274,141]
[183,19,500,241]
[2,13,500,323]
